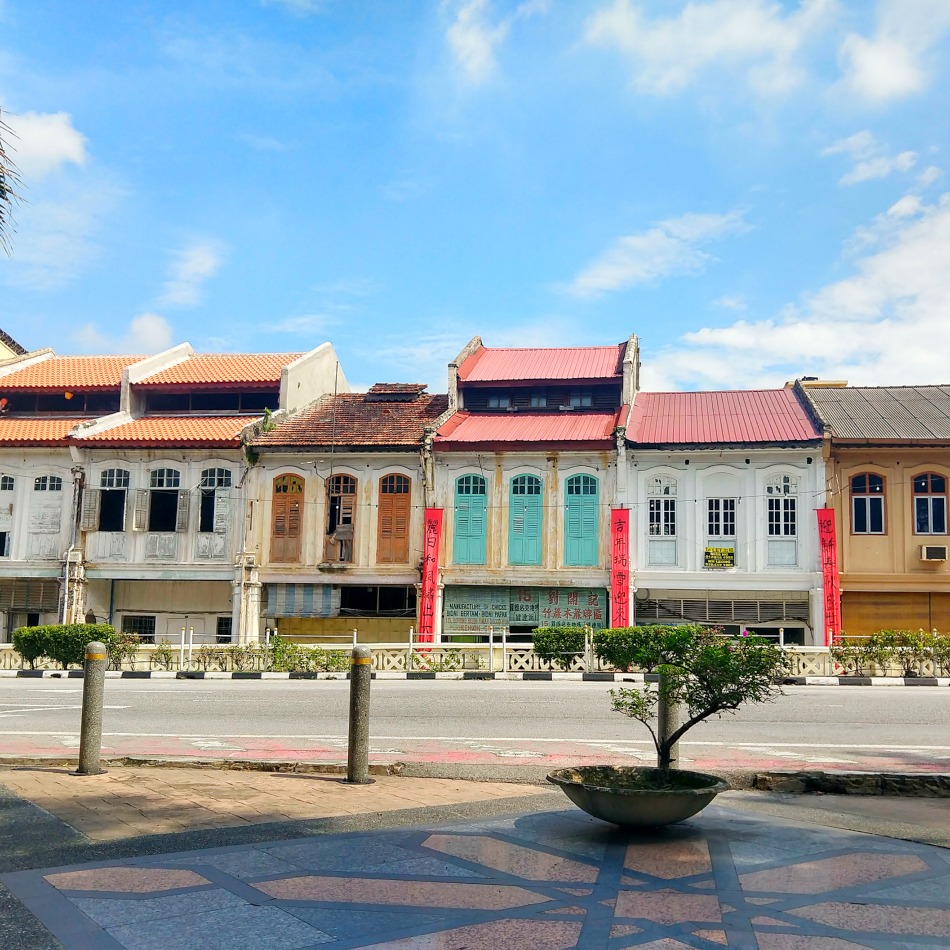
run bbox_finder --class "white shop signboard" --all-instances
[443,586,607,633]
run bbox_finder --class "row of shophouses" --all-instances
[0,329,948,648]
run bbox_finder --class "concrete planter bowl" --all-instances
[547,765,729,828]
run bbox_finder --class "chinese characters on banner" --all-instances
[816,508,841,645]
[611,508,629,628]
[418,508,443,642]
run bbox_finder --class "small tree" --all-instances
[609,625,787,772]
[0,108,21,255]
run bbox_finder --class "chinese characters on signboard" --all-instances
[418,508,443,642]
[611,508,630,627]
[703,546,736,569]
[816,508,840,645]
[442,586,608,632]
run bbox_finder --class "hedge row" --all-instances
[832,629,950,676]
[12,624,119,669]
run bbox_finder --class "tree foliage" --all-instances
[0,108,21,254]
[608,624,788,770]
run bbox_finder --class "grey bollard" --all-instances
[346,645,374,784]
[73,641,108,776]
[657,670,681,770]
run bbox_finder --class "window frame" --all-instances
[34,475,63,492]
[851,472,886,535]
[913,472,948,536]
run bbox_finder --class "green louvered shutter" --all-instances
[565,475,599,566]
[454,475,487,564]
[509,475,542,565]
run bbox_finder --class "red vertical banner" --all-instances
[817,508,841,645]
[418,508,443,643]
[611,508,630,628]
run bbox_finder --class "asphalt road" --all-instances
[0,679,948,772]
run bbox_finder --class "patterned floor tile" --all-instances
[70,889,245,929]
[46,867,209,893]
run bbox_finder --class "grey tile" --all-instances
[159,850,299,879]
[108,904,329,950]
[261,839,478,876]
[71,889,244,929]
[863,875,950,903]
[287,906,446,938]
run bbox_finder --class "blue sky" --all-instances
[1,0,949,392]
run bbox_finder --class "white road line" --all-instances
[0,731,947,750]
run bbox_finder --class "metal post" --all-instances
[352,628,357,648]
[346,645,374,784]
[178,626,185,670]
[501,625,507,673]
[657,669,680,770]
[187,626,194,668]
[73,641,107,776]
[488,625,494,673]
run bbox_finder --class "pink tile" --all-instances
[543,905,586,915]
[45,867,208,893]
[790,901,950,938]
[755,935,872,949]
[624,839,711,879]
[254,875,552,910]
[610,924,643,938]
[740,853,927,895]
[614,888,721,925]
[361,918,583,948]
[423,835,598,883]
[693,931,727,945]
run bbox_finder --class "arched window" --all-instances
[146,468,184,532]
[84,468,131,532]
[509,475,542,565]
[913,473,947,535]
[325,474,357,562]
[271,474,303,562]
[565,474,598,566]
[765,474,799,566]
[34,475,63,492]
[647,474,677,566]
[0,475,14,492]
[199,468,232,534]
[851,473,885,535]
[454,474,487,565]
[378,474,411,563]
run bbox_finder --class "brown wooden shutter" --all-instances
[271,475,303,562]
[377,475,410,564]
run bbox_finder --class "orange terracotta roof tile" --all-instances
[74,416,250,447]
[0,356,142,391]
[252,391,449,448]
[0,417,89,445]
[138,354,301,387]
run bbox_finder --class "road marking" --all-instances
[0,731,948,751]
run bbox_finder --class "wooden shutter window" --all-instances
[81,489,101,531]
[271,474,304,562]
[453,475,487,565]
[378,474,410,563]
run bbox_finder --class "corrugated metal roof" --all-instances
[73,416,249,447]
[137,354,301,386]
[801,384,950,441]
[435,410,619,448]
[0,417,89,445]
[458,344,624,382]
[0,356,141,391]
[628,390,821,445]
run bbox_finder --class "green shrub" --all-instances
[592,625,694,672]
[532,627,587,670]
[12,623,117,669]
[151,639,175,671]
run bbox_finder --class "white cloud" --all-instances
[821,131,917,185]
[917,166,942,188]
[567,211,748,298]
[445,0,549,84]
[838,0,950,102]
[4,111,87,179]
[75,313,173,355]
[584,0,835,96]
[159,239,225,307]
[273,314,331,334]
[712,295,748,311]
[640,192,950,391]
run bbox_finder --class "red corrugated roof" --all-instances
[458,345,624,383]
[137,354,301,387]
[435,410,620,449]
[73,416,250,447]
[0,356,142,391]
[627,390,821,445]
[0,417,89,445]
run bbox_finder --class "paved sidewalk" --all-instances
[2,764,950,948]
[4,798,950,949]
[0,766,544,842]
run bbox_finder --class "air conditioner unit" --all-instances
[920,545,948,561]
